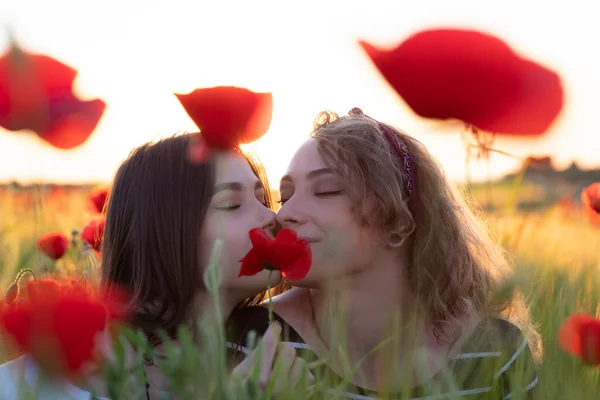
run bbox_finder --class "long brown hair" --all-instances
[101,133,272,343]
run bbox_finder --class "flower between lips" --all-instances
[239,228,311,281]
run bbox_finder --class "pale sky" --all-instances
[0,0,598,186]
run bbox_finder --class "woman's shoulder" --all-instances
[452,316,539,399]
[468,316,534,356]
[0,355,109,400]
[0,356,24,399]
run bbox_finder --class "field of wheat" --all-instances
[0,184,599,399]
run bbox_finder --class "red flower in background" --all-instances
[581,183,600,227]
[36,232,69,260]
[239,228,311,281]
[82,217,105,251]
[0,277,129,376]
[0,41,105,149]
[559,314,600,365]
[175,86,273,161]
[89,188,109,214]
[359,29,563,136]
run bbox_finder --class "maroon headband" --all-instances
[348,108,419,218]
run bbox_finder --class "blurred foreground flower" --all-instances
[559,314,600,365]
[239,228,311,281]
[82,217,105,251]
[359,29,563,136]
[0,39,105,149]
[36,232,69,260]
[0,275,129,377]
[175,86,273,162]
[88,187,109,214]
[581,183,600,227]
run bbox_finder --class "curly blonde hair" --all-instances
[311,109,540,354]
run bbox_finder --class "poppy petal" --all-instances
[36,232,69,260]
[248,228,271,246]
[281,249,312,281]
[581,183,600,227]
[175,86,272,149]
[558,314,599,358]
[27,279,63,302]
[359,29,563,136]
[0,44,105,149]
[52,295,108,371]
[580,322,600,365]
[88,188,109,214]
[37,98,106,149]
[239,247,266,277]
[0,305,32,348]
[273,228,299,244]
[81,217,106,251]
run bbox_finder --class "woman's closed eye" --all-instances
[315,190,344,197]
[215,202,241,211]
[278,189,344,204]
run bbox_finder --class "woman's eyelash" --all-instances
[315,190,344,197]
[216,205,241,211]
[277,190,343,205]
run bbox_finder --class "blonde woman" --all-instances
[228,108,540,399]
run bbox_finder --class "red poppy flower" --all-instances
[81,217,105,251]
[36,232,69,260]
[239,228,311,281]
[0,277,128,376]
[88,188,109,214]
[559,314,600,365]
[175,86,273,156]
[359,29,563,136]
[581,183,600,227]
[0,41,106,149]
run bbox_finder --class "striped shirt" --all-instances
[226,306,539,399]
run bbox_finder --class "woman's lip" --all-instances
[299,236,320,243]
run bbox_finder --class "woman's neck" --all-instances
[308,253,457,390]
[193,291,240,329]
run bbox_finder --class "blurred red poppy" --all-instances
[0,42,105,149]
[581,183,600,227]
[239,228,311,281]
[0,276,129,376]
[559,314,600,365]
[359,29,563,136]
[175,86,273,160]
[82,217,105,251]
[88,188,109,214]
[36,232,69,260]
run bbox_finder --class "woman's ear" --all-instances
[386,218,415,248]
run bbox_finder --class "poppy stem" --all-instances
[15,268,36,285]
[266,270,273,324]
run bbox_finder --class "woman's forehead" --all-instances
[286,139,329,177]
[214,152,256,183]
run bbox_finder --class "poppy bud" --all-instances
[4,283,19,304]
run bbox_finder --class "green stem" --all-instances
[15,268,36,285]
[266,270,273,324]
